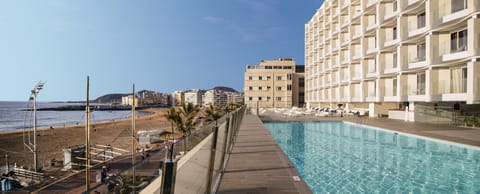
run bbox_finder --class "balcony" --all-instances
[442,50,468,62]
[366,47,378,55]
[431,79,467,101]
[408,53,426,69]
[383,67,399,74]
[436,9,469,26]
[407,0,421,7]
[408,26,427,38]
[366,0,377,9]
[383,39,400,48]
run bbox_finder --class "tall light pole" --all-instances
[30,81,45,172]
[131,84,136,190]
[85,76,91,193]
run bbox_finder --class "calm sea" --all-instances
[0,101,149,133]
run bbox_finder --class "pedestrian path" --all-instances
[217,114,311,194]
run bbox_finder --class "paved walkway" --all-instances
[217,114,312,194]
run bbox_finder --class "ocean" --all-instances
[0,101,149,133]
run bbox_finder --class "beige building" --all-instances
[244,58,305,108]
[305,0,480,121]
[121,95,139,107]
[203,89,228,107]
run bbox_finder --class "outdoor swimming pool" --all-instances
[264,121,480,193]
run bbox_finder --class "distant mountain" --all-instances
[211,86,238,93]
[94,93,128,103]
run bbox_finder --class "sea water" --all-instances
[0,101,149,132]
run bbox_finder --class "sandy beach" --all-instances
[0,108,170,169]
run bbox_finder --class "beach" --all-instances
[0,108,170,169]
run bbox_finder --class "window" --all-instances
[267,96,271,100]
[393,27,397,40]
[248,97,252,101]
[258,86,262,90]
[274,66,282,69]
[277,76,282,80]
[451,29,467,53]
[417,72,426,95]
[393,1,397,12]
[258,97,262,101]
[267,86,271,90]
[393,53,398,68]
[451,66,467,93]
[267,76,271,80]
[287,84,292,91]
[417,12,425,29]
[452,0,467,13]
[417,42,426,61]
[299,78,305,87]
[393,78,397,96]
[249,86,253,91]
[277,86,282,91]
[287,74,293,80]
[277,97,282,101]
[248,76,252,80]
[265,66,272,69]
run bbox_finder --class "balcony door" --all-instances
[451,66,467,93]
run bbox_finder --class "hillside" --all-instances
[211,86,238,93]
[94,93,128,103]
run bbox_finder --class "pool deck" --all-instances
[260,113,480,148]
[217,110,480,193]
[217,113,312,194]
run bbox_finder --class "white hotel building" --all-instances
[305,0,480,121]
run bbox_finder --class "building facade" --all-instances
[305,0,480,120]
[244,58,305,108]
[184,89,204,106]
[203,89,228,107]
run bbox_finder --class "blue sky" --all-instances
[0,0,323,101]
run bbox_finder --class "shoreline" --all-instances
[0,108,170,168]
[0,110,155,135]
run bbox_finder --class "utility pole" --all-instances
[85,76,91,193]
[29,81,44,172]
[132,84,136,190]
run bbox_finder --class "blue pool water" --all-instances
[264,121,480,193]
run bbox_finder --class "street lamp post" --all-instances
[30,82,45,172]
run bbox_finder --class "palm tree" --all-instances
[177,103,200,153]
[204,104,223,127]
[165,107,180,160]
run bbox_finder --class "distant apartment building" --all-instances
[184,89,204,106]
[244,58,305,108]
[227,92,244,104]
[173,91,185,106]
[305,0,480,121]
[121,95,139,107]
[203,89,228,107]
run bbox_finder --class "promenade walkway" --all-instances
[217,114,312,194]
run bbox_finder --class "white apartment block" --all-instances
[203,89,228,107]
[184,89,204,106]
[305,0,480,120]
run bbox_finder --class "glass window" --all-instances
[452,0,467,13]
[417,42,426,61]
[277,86,282,91]
[417,73,426,95]
[248,97,252,101]
[393,27,397,40]
[249,86,253,91]
[287,84,292,91]
[259,86,262,90]
[393,1,397,12]
[277,76,282,80]
[259,76,263,80]
[451,29,467,53]
[277,97,282,101]
[248,76,252,80]
[417,12,425,29]
[287,74,293,80]
[393,53,398,68]
[258,97,262,101]
[393,78,397,96]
